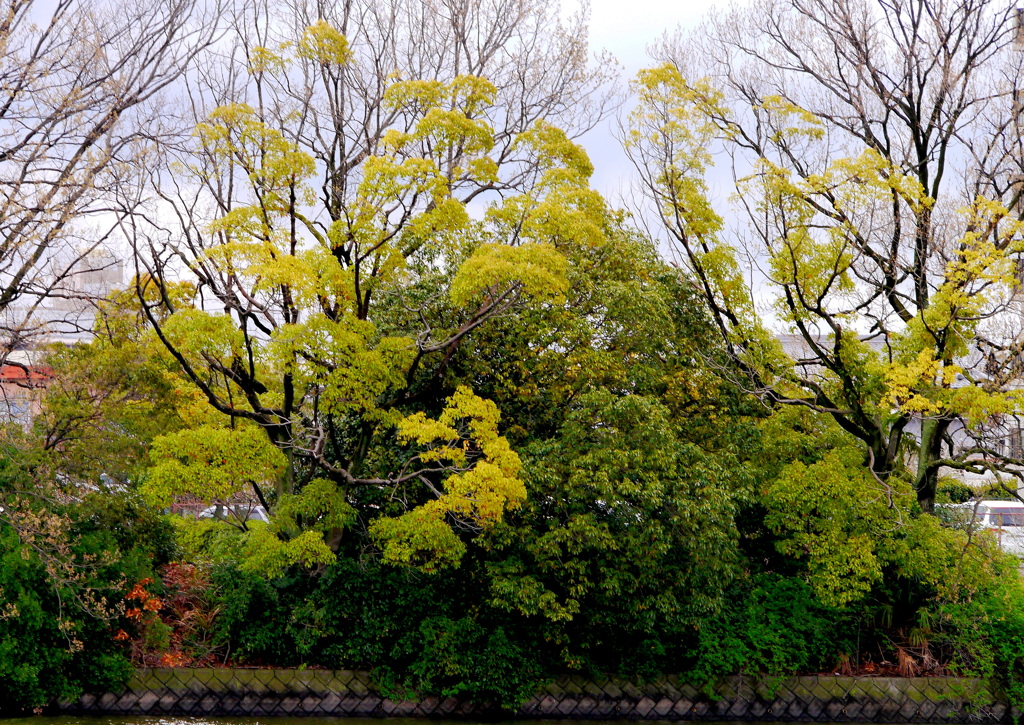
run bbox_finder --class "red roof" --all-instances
[0,364,53,383]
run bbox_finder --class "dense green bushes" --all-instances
[5,417,1024,712]
[685,575,855,685]
[0,526,131,714]
[0,489,174,713]
[199,558,554,706]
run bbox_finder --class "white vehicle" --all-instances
[944,501,1024,555]
[197,503,269,525]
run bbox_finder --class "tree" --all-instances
[628,0,1024,511]
[0,0,221,359]
[20,289,187,486]
[121,3,616,571]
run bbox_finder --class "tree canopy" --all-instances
[4,0,1024,714]
[628,0,1024,511]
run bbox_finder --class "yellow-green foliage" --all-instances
[894,514,1004,601]
[450,243,569,306]
[244,479,354,576]
[745,149,929,331]
[160,310,246,366]
[144,426,286,506]
[626,65,790,380]
[167,480,356,578]
[169,516,245,563]
[136,20,618,578]
[627,66,725,240]
[274,478,356,536]
[275,316,414,419]
[297,20,350,65]
[197,104,317,218]
[762,414,1004,607]
[764,445,900,607]
[371,387,526,572]
[627,63,1024,452]
[383,76,497,158]
[239,525,335,577]
[368,512,466,573]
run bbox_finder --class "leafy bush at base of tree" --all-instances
[685,575,856,686]
[200,558,857,707]
[205,558,553,707]
[0,490,176,714]
[0,527,133,714]
[931,569,1024,707]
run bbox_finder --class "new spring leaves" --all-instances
[140,21,586,575]
[628,62,1024,506]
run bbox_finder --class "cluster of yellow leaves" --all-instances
[248,20,350,74]
[272,317,414,420]
[197,104,316,216]
[758,95,825,143]
[748,150,931,328]
[383,76,497,159]
[450,243,569,307]
[885,349,959,416]
[370,387,526,572]
[882,198,1024,424]
[297,20,350,65]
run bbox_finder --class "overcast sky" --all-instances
[586,0,720,71]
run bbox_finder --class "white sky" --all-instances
[585,0,721,72]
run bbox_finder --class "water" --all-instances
[1,720,692,725]
[0,719,555,725]
[0,720,538,725]
[0,718,860,725]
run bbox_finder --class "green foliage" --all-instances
[207,565,303,666]
[764,445,898,606]
[73,492,178,571]
[239,525,336,577]
[486,390,744,628]
[429,224,762,676]
[686,575,854,687]
[0,472,172,712]
[936,477,975,504]
[929,559,1024,710]
[275,478,356,536]
[169,516,245,565]
[144,426,287,507]
[32,333,184,486]
[386,616,545,707]
[0,526,132,714]
[7,16,1024,710]
[207,558,551,707]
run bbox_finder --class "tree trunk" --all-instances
[915,418,948,514]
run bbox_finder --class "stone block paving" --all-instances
[59,669,1017,722]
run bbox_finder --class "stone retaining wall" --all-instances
[57,668,1017,722]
